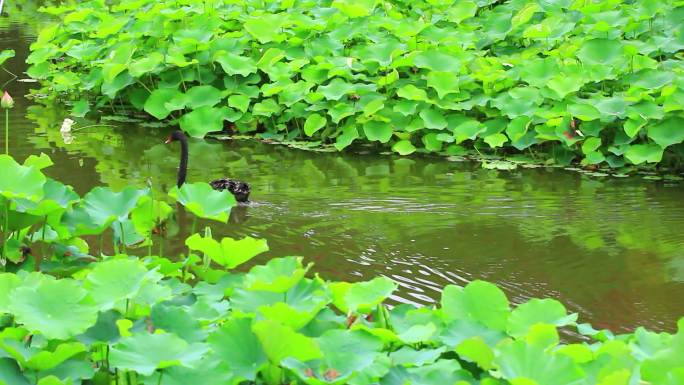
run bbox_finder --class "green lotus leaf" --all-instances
[413,50,460,72]
[398,323,437,344]
[71,99,90,117]
[84,258,151,310]
[581,137,601,154]
[335,123,359,151]
[228,94,251,113]
[318,78,356,101]
[128,52,164,77]
[180,106,230,138]
[0,357,30,385]
[304,114,327,136]
[253,320,323,363]
[422,132,443,152]
[150,356,234,385]
[0,155,46,201]
[455,337,494,370]
[257,278,331,330]
[630,69,674,90]
[130,196,173,237]
[151,303,207,343]
[14,179,80,218]
[494,340,584,385]
[484,133,508,148]
[0,49,15,66]
[392,140,416,155]
[595,96,629,118]
[169,182,235,222]
[507,299,577,337]
[520,58,559,88]
[243,256,310,293]
[446,0,477,23]
[283,329,382,384]
[426,71,459,99]
[9,277,98,340]
[208,317,268,381]
[332,0,376,17]
[452,120,484,143]
[546,74,583,99]
[641,319,684,384]
[420,108,448,130]
[329,103,355,123]
[82,186,146,227]
[0,273,21,314]
[624,143,664,165]
[144,88,179,120]
[184,85,224,109]
[23,153,53,170]
[577,39,624,65]
[364,121,393,143]
[568,103,601,121]
[397,85,429,102]
[186,233,268,269]
[647,117,684,148]
[109,333,208,376]
[390,346,447,367]
[358,39,405,66]
[330,276,397,313]
[214,51,257,76]
[441,281,510,331]
[25,342,86,371]
[244,14,287,43]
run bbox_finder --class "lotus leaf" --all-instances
[185,233,268,268]
[253,320,323,363]
[8,277,98,340]
[109,333,208,376]
[169,182,235,222]
[0,155,46,201]
[441,281,510,331]
[330,276,397,313]
[243,256,310,292]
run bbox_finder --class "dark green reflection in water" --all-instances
[3,19,684,333]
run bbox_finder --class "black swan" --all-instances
[165,130,251,203]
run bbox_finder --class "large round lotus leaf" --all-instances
[413,50,460,72]
[0,155,46,201]
[169,182,235,222]
[392,140,416,155]
[151,303,206,343]
[330,276,397,313]
[420,108,448,130]
[144,88,179,120]
[8,277,98,340]
[82,186,146,227]
[507,299,577,337]
[577,39,624,65]
[332,0,376,17]
[0,358,29,385]
[318,78,356,101]
[214,51,257,76]
[520,58,559,87]
[179,106,230,138]
[184,85,223,109]
[84,258,150,310]
[243,256,309,293]
[304,114,327,136]
[364,121,393,143]
[441,281,510,331]
[0,273,21,314]
[25,341,86,371]
[647,117,684,148]
[208,317,267,381]
[494,340,583,385]
[244,14,286,43]
[109,333,208,376]
[185,233,269,269]
[283,329,382,383]
[624,143,664,164]
[252,320,323,363]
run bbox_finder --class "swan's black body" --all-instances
[166,130,251,203]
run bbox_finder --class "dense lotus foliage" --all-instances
[26,0,684,167]
[0,154,683,384]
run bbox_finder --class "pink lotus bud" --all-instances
[1,91,13,109]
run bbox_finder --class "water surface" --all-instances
[3,18,684,333]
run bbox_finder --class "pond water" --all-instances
[3,18,684,333]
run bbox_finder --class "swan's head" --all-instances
[165,130,186,144]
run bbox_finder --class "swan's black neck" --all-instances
[177,133,188,188]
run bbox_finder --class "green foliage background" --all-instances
[27,0,684,166]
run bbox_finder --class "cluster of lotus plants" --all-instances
[0,153,683,384]
[26,0,684,167]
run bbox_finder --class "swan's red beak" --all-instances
[164,136,173,144]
